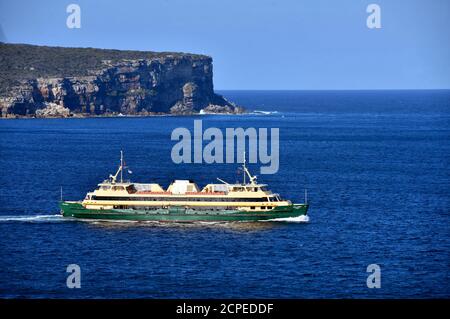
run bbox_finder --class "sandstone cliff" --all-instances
[0,43,243,117]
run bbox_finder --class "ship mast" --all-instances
[109,151,124,184]
[243,152,246,185]
[242,151,257,185]
[120,150,123,183]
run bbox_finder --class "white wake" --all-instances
[0,214,65,222]
[265,215,310,223]
[250,110,279,115]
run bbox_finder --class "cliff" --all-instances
[0,43,243,117]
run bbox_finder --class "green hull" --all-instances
[60,202,308,222]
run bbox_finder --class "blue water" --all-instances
[0,90,449,298]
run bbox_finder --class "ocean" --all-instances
[0,90,449,298]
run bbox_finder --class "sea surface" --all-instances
[0,90,449,298]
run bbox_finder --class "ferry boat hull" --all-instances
[60,201,308,222]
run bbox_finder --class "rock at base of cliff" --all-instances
[35,103,70,118]
[201,104,245,114]
[170,101,194,115]
[169,83,245,115]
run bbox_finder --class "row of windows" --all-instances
[110,206,274,211]
[91,196,278,202]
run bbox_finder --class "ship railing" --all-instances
[135,191,228,195]
[136,191,171,195]
[185,191,227,195]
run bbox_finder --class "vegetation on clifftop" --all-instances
[0,42,209,95]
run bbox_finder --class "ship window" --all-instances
[250,206,255,210]
[126,185,137,194]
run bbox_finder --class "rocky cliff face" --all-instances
[0,43,243,117]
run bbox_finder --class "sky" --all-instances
[0,0,449,90]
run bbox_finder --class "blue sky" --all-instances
[0,0,449,89]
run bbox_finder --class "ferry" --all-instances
[60,152,309,222]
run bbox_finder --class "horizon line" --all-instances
[215,88,450,91]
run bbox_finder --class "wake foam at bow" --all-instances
[265,215,310,223]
